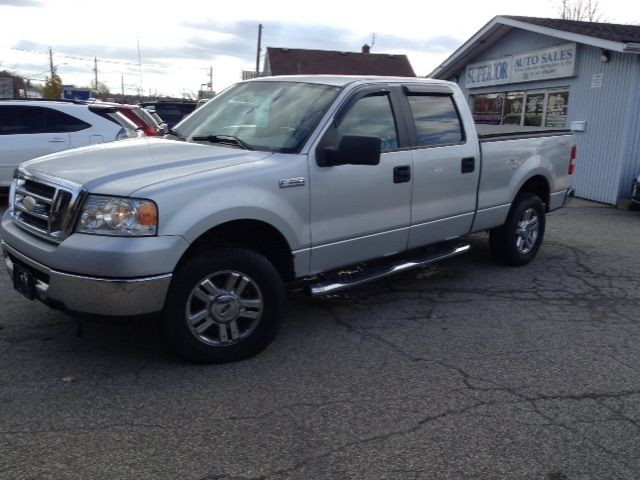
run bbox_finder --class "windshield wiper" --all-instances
[191,134,253,150]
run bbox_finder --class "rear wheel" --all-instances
[490,193,546,266]
[162,248,285,363]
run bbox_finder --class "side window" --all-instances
[179,104,196,116]
[0,106,90,134]
[338,95,398,151]
[407,95,463,147]
[45,109,91,132]
[0,106,47,135]
[156,105,183,124]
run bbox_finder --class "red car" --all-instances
[97,102,165,137]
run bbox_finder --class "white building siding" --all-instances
[450,29,640,204]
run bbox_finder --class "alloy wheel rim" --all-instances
[185,270,263,346]
[515,207,539,254]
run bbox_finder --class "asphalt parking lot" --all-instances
[1,197,639,480]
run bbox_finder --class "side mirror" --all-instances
[323,135,381,167]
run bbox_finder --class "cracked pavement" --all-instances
[1,197,639,479]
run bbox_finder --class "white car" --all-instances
[0,99,139,187]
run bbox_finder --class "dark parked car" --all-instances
[140,101,196,128]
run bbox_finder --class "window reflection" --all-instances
[408,95,463,146]
[339,95,399,151]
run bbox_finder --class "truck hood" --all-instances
[21,138,272,196]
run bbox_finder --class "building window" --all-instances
[545,91,569,127]
[472,89,569,127]
[472,93,503,124]
[502,92,525,125]
[524,93,545,126]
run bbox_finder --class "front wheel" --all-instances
[490,193,546,266]
[162,248,285,363]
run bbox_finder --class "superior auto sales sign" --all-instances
[466,43,576,88]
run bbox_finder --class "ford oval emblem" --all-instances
[22,196,38,213]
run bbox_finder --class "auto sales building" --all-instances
[430,16,640,205]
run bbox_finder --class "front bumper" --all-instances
[3,241,172,316]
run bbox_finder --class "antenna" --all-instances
[370,33,377,49]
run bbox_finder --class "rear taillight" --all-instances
[568,145,576,175]
[142,126,157,137]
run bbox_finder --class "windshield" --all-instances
[173,81,341,153]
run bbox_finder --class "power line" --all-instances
[2,45,222,73]
[0,45,170,67]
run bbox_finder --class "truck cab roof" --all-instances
[246,75,454,88]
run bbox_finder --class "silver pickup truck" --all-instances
[1,76,575,363]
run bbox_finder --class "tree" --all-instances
[0,69,27,97]
[43,73,63,99]
[557,0,605,22]
[89,80,110,100]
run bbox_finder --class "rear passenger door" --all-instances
[401,85,481,248]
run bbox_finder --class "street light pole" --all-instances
[255,24,263,77]
[94,57,98,89]
[49,47,55,79]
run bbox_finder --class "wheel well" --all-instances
[518,176,550,210]
[186,220,295,281]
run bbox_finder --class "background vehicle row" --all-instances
[0,99,140,187]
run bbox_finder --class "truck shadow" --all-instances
[0,232,518,367]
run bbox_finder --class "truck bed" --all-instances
[476,125,571,141]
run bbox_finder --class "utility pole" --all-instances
[209,66,213,91]
[137,38,143,101]
[93,57,98,89]
[255,24,263,76]
[121,74,124,96]
[48,47,54,79]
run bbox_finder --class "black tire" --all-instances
[489,193,546,266]
[162,247,285,363]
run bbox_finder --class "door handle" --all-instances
[48,137,66,143]
[461,157,475,174]
[393,165,411,183]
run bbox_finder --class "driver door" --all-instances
[308,87,413,274]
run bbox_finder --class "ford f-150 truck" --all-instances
[1,76,576,363]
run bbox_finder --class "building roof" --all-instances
[504,16,640,44]
[430,16,640,79]
[264,47,416,77]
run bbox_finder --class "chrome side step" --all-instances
[306,243,470,297]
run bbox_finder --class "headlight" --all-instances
[76,195,158,236]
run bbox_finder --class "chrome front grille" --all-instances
[10,170,84,243]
